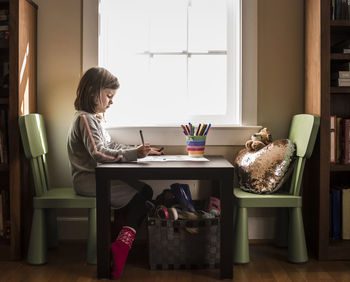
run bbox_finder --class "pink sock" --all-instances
[110,226,136,279]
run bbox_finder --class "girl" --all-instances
[67,67,163,279]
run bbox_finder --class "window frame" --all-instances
[82,0,259,145]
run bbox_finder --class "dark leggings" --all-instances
[124,184,153,230]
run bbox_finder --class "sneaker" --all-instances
[180,184,195,210]
[170,183,196,212]
[207,196,221,217]
[155,189,177,208]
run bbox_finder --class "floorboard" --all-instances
[1,241,350,281]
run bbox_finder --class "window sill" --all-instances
[107,125,262,146]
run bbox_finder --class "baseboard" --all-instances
[249,239,274,245]
[248,216,276,240]
[57,217,89,240]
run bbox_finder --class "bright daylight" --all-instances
[99,0,240,126]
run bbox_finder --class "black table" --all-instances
[96,155,234,279]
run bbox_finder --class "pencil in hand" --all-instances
[139,130,145,145]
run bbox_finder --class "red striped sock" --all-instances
[110,226,136,279]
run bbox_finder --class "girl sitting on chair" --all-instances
[67,67,163,279]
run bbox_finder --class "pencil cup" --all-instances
[186,136,206,157]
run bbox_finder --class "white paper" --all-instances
[137,155,209,162]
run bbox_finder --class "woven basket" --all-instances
[147,217,220,270]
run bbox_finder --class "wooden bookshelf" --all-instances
[330,164,350,171]
[0,97,8,104]
[330,20,350,26]
[331,87,350,93]
[305,0,350,260]
[0,0,37,261]
[331,53,350,60]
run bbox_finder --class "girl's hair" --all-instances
[74,67,120,113]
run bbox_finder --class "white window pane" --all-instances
[147,55,188,124]
[100,0,149,54]
[98,0,241,126]
[104,55,151,125]
[188,0,227,52]
[188,55,227,115]
[149,0,187,52]
[106,54,187,125]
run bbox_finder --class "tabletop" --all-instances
[96,155,233,169]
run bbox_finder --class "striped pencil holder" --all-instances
[186,136,206,157]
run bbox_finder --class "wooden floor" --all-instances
[1,241,350,281]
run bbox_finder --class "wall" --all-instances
[35,0,304,240]
[258,0,304,139]
[36,0,81,188]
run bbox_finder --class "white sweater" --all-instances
[67,111,142,208]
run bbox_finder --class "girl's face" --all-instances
[94,88,117,113]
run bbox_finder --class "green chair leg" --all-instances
[27,208,47,265]
[275,208,289,248]
[46,208,59,248]
[288,207,308,263]
[87,207,97,265]
[233,207,249,264]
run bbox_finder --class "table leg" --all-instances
[220,177,233,279]
[96,176,111,279]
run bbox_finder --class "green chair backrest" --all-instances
[288,114,320,196]
[19,114,50,196]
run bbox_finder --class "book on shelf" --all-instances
[333,61,350,72]
[0,30,9,41]
[337,117,343,163]
[332,78,350,86]
[0,15,8,22]
[331,188,342,239]
[332,71,350,79]
[335,0,342,19]
[341,0,349,19]
[331,0,335,20]
[330,116,337,163]
[343,188,350,239]
[332,0,350,19]
[341,119,350,164]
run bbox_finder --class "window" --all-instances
[98,0,241,126]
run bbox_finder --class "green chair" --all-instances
[19,113,96,265]
[233,114,320,264]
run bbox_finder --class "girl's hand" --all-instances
[148,147,165,156]
[136,143,151,158]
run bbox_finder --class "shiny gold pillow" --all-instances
[234,139,296,194]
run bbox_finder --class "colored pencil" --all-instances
[189,122,193,135]
[181,125,189,135]
[200,124,207,136]
[195,123,201,136]
[186,125,191,135]
[204,123,212,135]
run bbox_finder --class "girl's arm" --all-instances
[79,114,137,163]
[109,140,136,151]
